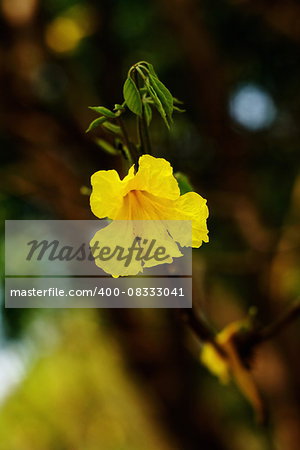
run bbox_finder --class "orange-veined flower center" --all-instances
[115,189,172,221]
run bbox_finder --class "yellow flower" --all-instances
[201,342,230,384]
[90,154,209,248]
[200,321,264,422]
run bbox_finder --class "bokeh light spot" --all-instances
[45,5,96,54]
[45,17,85,53]
[1,0,37,26]
[229,84,277,131]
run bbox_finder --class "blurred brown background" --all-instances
[0,0,300,449]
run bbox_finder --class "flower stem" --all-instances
[117,117,139,167]
[133,69,152,155]
[140,105,152,155]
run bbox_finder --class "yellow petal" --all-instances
[133,220,183,269]
[126,155,180,200]
[90,220,183,277]
[90,170,124,219]
[90,221,143,277]
[121,164,135,185]
[200,343,230,384]
[172,192,209,248]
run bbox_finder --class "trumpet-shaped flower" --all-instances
[90,154,209,247]
[89,155,208,276]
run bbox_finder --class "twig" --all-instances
[257,301,300,342]
[182,301,300,367]
[117,117,138,166]
[180,308,226,356]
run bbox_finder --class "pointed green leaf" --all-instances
[102,121,121,134]
[143,101,152,126]
[149,74,173,121]
[175,172,193,195]
[86,116,107,133]
[89,106,116,118]
[174,105,186,113]
[123,77,142,116]
[114,103,126,111]
[145,79,169,129]
[142,62,158,77]
[173,97,184,105]
[94,138,120,155]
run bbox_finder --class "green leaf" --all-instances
[94,138,120,155]
[102,121,121,134]
[123,77,142,116]
[175,172,194,195]
[173,97,184,105]
[114,103,125,111]
[139,87,148,95]
[149,74,173,121]
[143,101,152,127]
[89,106,116,118]
[145,79,169,129]
[142,62,157,77]
[173,105,186,113]
[86,116,107,133]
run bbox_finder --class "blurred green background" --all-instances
[1,0,300,449]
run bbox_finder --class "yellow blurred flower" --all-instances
[90,154,209,248]
[201,342,230,384]
[45,5,96,54]
[200,320,264,421]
